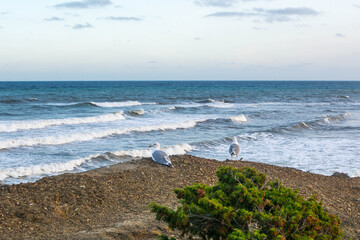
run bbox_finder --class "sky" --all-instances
[0,0,360,81]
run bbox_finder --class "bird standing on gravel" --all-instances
[149,142,173,167]
[229,136,241,160]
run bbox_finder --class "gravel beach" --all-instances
[0,155,359,239]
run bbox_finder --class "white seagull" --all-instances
[229,136,241,160]
[149,142,173,167]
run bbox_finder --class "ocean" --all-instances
[0,81,359,184]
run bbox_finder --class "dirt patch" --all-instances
[0,155,359,239]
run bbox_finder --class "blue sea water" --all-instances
[0,81,359,184]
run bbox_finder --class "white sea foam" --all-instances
[0,154,100,181]
[46,102,79,106]
[230,114,247,123]
[91,101,155,108]
[0,112,125,132]
[172,101,234,109]
[112,143,193,158]
[323,112,350,123]
[0,144,193,181]
[0,120,205,149]
[206,102,234,108]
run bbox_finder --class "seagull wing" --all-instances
[152,150,172,167]
[229,143,240,155]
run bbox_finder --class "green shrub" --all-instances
[150,166,342,240]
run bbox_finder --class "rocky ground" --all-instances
[0,155,359,239]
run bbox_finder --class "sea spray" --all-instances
[0,120,205,149]
[0,112,125,132]
[230,114,247,123]
[0,143,193,181]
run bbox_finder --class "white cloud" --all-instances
[72,23,93,29]
[44,17,65,21]
[54,0,112,9]
[105,16,142,21]
[335,33,346,38]
[206,7,320,22]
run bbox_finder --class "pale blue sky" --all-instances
[0,0,359,80]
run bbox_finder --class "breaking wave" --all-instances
[45,101,156,108]
[0,112,125,132]
[230,114,247,123]
[275,112,351,133]
[127,109,145,116]
[0,120,205,149]
[323,112,350,123]
[90,101,156,108]
[111,143,193,158]
[292,122,312,130]
[0,143,193,181]
[0,154,100,181]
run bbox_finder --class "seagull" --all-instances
[229,136,241,160]
[149,142,173,167]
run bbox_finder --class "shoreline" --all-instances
[0,155,359,239]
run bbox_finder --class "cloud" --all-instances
[72,23,93,29]
[44,17,65,21]
[194,37,202,40]
[206,7,320,22]
[335,33,346,38]
[54,0,112,9]
[195,0,239,7]
[1,11,9,15]
[206,11,256,17]
[259,7,319,16]
[265,15,292,22]
[106,16,142,21]
[354,4,360,8]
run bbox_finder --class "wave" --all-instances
[0,120,205,150]
[171,101,234,110]
[0,112,125,132]
[230,114,247,123]
[91,101,156,108]
[0,143,193,181]
[292,122,312,130]
[274,112,351,133]
[46,102,81,106]
[0,154,100,181]
[323,112,350,123]
[206,102,234,108]
[127,109,145,116]
[111,143,193,158]
[44,101,156,108]
[196,99,223,103]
